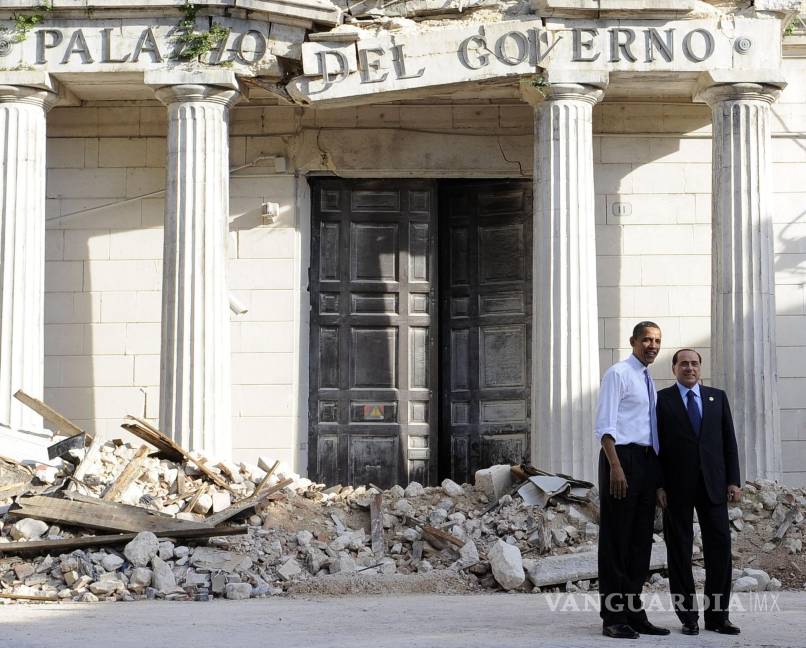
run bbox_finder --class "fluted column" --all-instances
[151,81,239,458]
[523,76,606,481]
[0,83,59,433]
[697,78,785,481]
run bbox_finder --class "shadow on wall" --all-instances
[42,135,287,455]
[594,124,806,488]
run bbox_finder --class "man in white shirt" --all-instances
[595,321,669,639]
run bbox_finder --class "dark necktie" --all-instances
[644,369,659,454]
[686,390,702,435]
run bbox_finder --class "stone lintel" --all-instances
[693,70,787,103]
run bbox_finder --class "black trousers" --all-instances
[663,475,732,625]
[598,444,658,626]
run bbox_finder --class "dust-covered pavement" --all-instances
[2,592,803,648]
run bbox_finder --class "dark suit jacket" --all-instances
[656,384,741,505]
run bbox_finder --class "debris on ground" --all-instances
[1,392,804,602]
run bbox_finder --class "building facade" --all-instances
[1,0,805,486]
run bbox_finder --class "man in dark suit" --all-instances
[656,348,742,636]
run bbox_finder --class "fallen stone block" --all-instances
[489,540,524,590]
[475,465,513,502]
[527,543,668,588]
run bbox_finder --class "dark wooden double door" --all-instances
[309,179,531,487]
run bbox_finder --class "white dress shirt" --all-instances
[595,354,655,446]
[676,381,702,416]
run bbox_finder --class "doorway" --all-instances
[308,178,531,487]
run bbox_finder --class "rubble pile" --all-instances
[0,393,804,603]
[1,442,604,602]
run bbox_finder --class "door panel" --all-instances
[439,181,532,484]
[310,179,437,488]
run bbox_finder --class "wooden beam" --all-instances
[0,525,247,558]
[101,445,150,502]
[13,389,89,440]
[204,477,293,526]
[9,495,212,534]
[121,415,236,494]
[255,460,280,494]
[370,492,384,559]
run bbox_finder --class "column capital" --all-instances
[520,70,608,107]
[694,71,786,106]
[146,69,241,108]
[0,72,61,111]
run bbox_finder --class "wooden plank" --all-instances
[121,415,236,494]
[370,492,384,559]
[0,592,58,602]
[9,495,211,534]
[185,482,208,516]
[0,526,247,558]
[13,390,88,440]
[204,477,293,526]
[422,525,464,548]
[101,445,150,502]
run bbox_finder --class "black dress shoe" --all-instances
[602,624,639,639]
[705,620,740,635]
[681,621,699,635]
[630,620,671,636]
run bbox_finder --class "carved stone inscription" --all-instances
[289,17,781,104]
[0,18,304,74]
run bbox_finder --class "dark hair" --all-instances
[672,348,702,366]
[632,321,661,339]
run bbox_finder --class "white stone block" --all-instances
[232,353,294,385]
[237,227,295,259]
[83,323,126,355]
[64,230,111,260]
[235,290,293,323]
[47,139,86,169]
[45,261,84,292]
[99,138,148,168]
[44,324,85,355]
[84,260,161,291]
[232,417,295,449]
[47,168,127,199]
[108,228,164,260]
[134,355,161,386]
[125,323,161,355]
[228,259,294,290]
[125,168,165,198]
[232,322,294,353]
[233,385,293,417]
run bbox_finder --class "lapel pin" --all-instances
[708,396,714,402]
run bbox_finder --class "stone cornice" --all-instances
[2,0,342,28]
[531,0,699,19]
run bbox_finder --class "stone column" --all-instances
[697,73,786,481]
[522,73,607,482]
[148,73,240,458]
[0,80,59,433]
